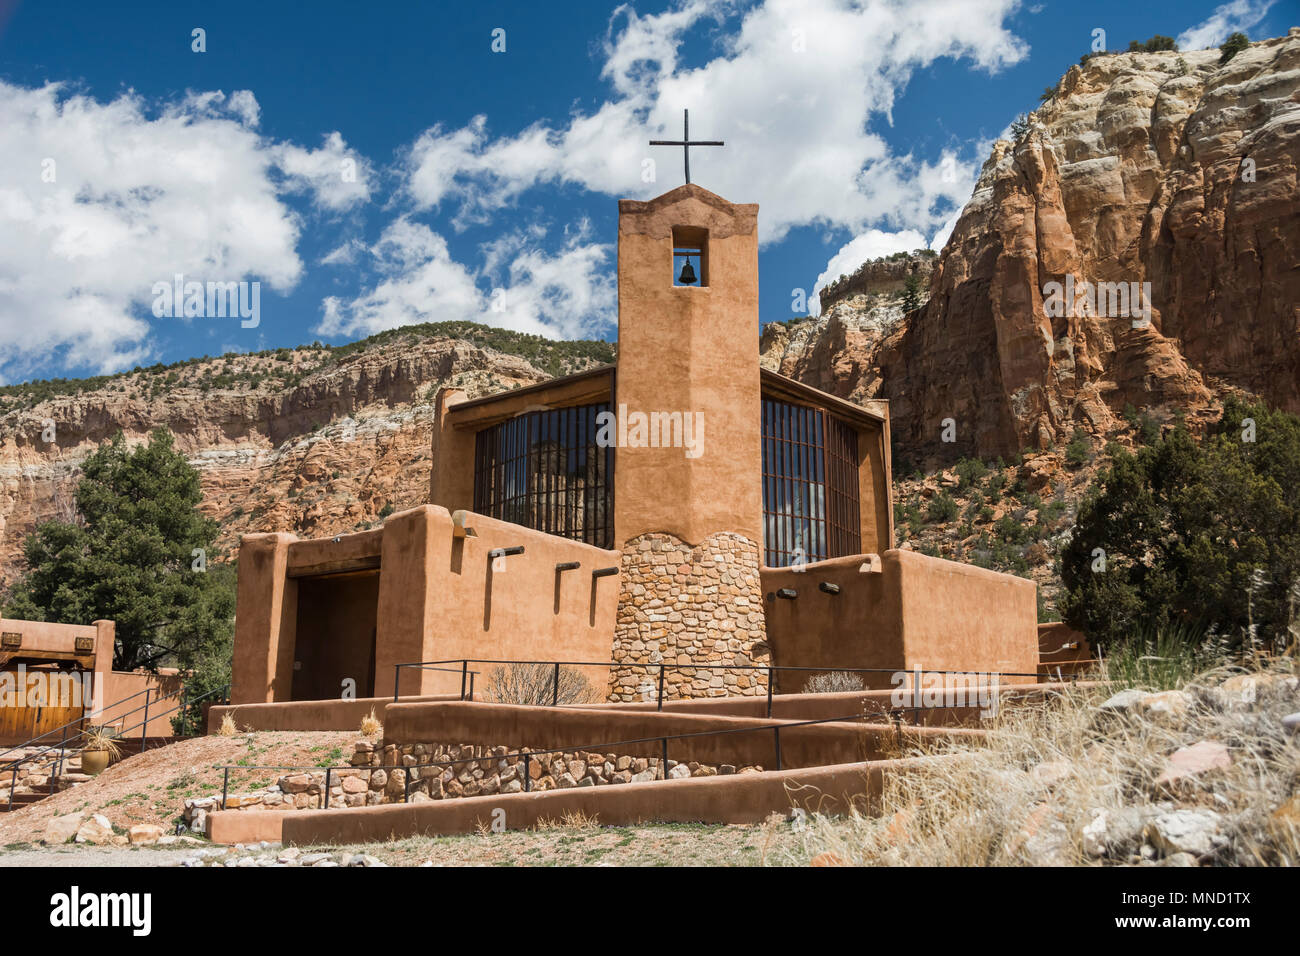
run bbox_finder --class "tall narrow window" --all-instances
[473,403,614,548]
[671,225,708,287]
[761,398,862,566]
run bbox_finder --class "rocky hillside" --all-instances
[764,30,1300,461]
[0,324,614,585]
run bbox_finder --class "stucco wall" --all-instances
[761,549,1038,690]
[614,184,763,547]
[231,506,621,704]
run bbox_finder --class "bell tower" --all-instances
[607,174,769,702]
[612,183,763,546]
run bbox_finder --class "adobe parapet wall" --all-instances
[761,549,1038,692]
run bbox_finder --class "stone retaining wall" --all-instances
[0,748,93,803]
[186,738,762,833]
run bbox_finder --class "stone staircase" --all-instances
[0,737,179,812]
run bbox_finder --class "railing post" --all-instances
[460,661,468,701]
[657,664,665,712]
[323,768,332,809]
[393,664,401,703]
[773,725,782,771]
[660,737,668,780]
[766,666,774,718]
[469,671,476,701]
[140,688,150,753]
[523,753,531,792]
[179,687,188,738]
[221,767,229,810]
[552,662,560,707]
[8,765,16,811]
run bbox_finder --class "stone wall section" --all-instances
[185,738,763,832]
[608,531,769,702]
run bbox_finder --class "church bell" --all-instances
[677,258,698,285]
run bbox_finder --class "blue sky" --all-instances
[0,0,1288,384]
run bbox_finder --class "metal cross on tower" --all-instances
[649,109,724,185]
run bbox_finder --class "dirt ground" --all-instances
[0,820,807,867]
[0,731,812,866]
[0,731,360,845]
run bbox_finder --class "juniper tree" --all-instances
[4,428,235,676]
[1059,398,1300,654]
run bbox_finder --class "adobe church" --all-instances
[232,166,1038,706]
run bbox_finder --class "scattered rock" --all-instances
[1155,740,1232,789]
[74,814,115,845]
[1145,809,1226,858]
[43,812,84,845]
[1137,690,1192,724]
[128,824,164,846]
[1029,760,1073,789]
[1080,806,1155,859]
[1097,689,1150,713]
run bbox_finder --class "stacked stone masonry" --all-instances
[1,748,94,804]
[608,531,769,702]
[185,739,763,832]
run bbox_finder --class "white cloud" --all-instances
[810,227,927,314]
[0,82,368,381]
[1177,0,1275,51]
[272,131,373,211]
[316,218,614,341]
[400,0,1027,245]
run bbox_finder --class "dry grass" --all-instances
[301,821,803,866]
[215,713,237,737]
[534,809,600,832]
[802,671,866,694]
[359,708,382,737]
[786,661,1300,866]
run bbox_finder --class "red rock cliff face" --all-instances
[0,334,607,585]
[764,32,1300,460]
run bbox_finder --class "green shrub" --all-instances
[1127,35,1177,53]
[926,492,959,523]
[1065,428,1091,468]
[1219,31,1249,64]
[954,458,989,490]
[1060,397,1300,656]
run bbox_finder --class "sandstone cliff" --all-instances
[764,30,1300,460]
[0,327,613,584]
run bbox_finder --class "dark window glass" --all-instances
[473,403,613,548]
[761,398,862,566]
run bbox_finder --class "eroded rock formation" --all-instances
[764,31,1300,460]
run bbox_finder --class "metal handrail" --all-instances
[4,683,229,811]
[215,709,921,810]
[393,657,1068,715]
[0,686,155,767]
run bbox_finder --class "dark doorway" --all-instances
[291,570,380,702]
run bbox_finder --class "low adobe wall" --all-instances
[209,756,935,845]
[101,669,185,737]
[381,700,978,770]
[205,694,459,734]
[761,549,1038,691]
[601,680,1088,726]
[1038,622,1094,677]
